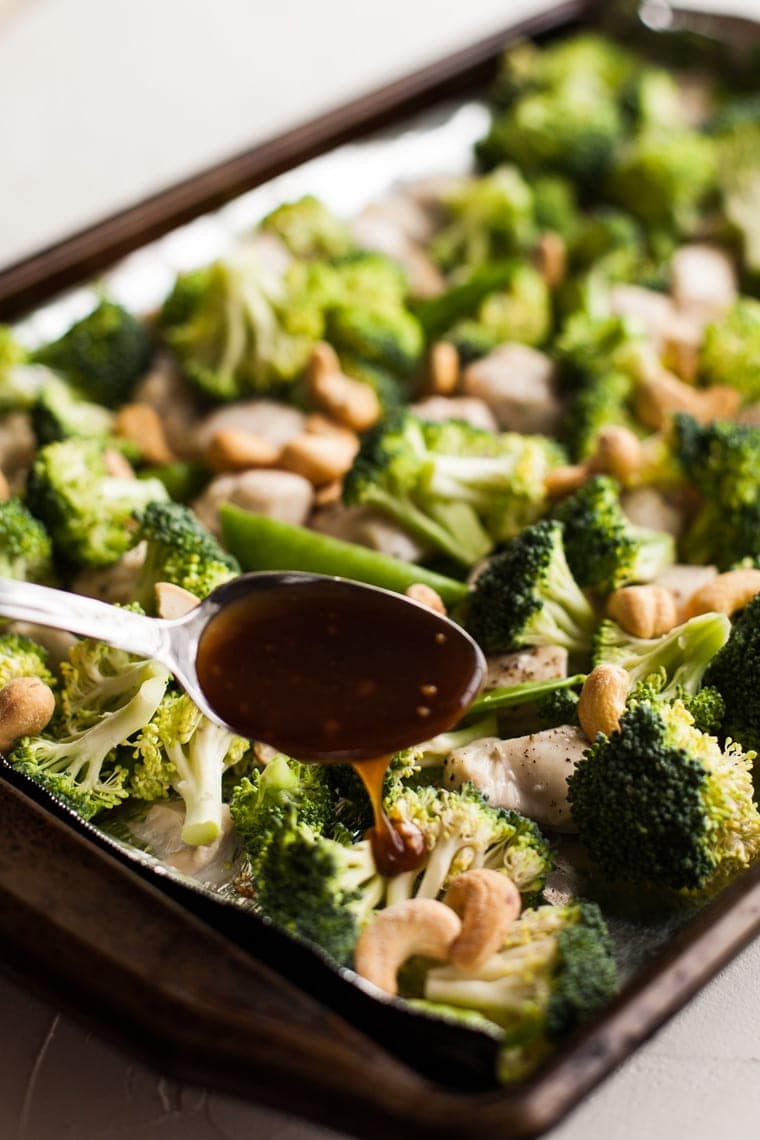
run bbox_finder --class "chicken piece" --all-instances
[133,356,206,459]
[410,396,498,433]
[193,400,307,455]
[655,563,718,617]
[127,802,237,885]
[0,412,36,480]
[609,284,678,349]
[352,201,444,299]
[484,646,568,692]
[192,469,313,538]
[72,542,147,605]
[670,244,737,323]
[443,726,588,831]
[311,503,431,563]
[621,487,683,538]
[462,344,562,434]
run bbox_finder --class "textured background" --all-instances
[1,1,760,1137]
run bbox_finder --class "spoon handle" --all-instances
[0,578,169,661]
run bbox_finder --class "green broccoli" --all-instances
[703,593,760,754]
[425,900,617,1070]
[133,501,239,612]
[130,689,250,845]
[0,633,55,689]
[605,129,717,235]
[9,644,169,819]
[32,300,152,406]
[343,413,560,566]
[26,439,168,568]
[530,175,579,241]
[229,753,334,864]
[536,686,580,729]
[563,371,636,463]
[593,611,731,698]
[673,414,760,568]
[0,327,53,412]
[157,250,319,401]
[466,520,596,654]
[430,166,536,271]
[31,374,116,446]
[0,498,54,583]
[258,195,354,259]
[553,475,674,594]
[384,783,553,907]
[710,96,760,281]
[700,299,760,402]
[488,33,635,111]
[568,697,760,890]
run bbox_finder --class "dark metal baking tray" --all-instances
[0,2,759,1136]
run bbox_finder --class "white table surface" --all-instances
[2,1,760,1137]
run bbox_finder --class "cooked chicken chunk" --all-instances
[410,395,498,433]
[463,344,562,434]
[193,400,307,455]
[655,563,718,616]
[670,244,737,322]
[484,646,568,691]
[311,503,431,563]
[443,725,588,831]
[133,356,205,459]
[192,469,313,538]
[621,487,683,538]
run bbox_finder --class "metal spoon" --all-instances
[0,573,484,756]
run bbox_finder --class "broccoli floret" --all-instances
[134,501,239,612]
[703,594,760,754]
[673,414,760,567]
[450,264,552,353]
[31,374,116,446]
[489,33,635,110]
[32,300,152,406]
[157,251,318,401]
[430,166,536,271]
[555,310,642,391]
[0,633,55,689]
[605,129,717,235]
[258,195,354,259]
[26,439,168,568]
[554,475,674,594]
[700,299,760,402]
[0,327,54,412]
[384,783,553,907]
[343,413,560,565]
[229,753,334,863]
[593,611,730,698]
[710,98,760,280]
[536,686,580,730]
[621,66,689,131]
[562,370,636,463]
[466,520,596,655]
[530,175,579,241]
[9,650,169,819]
[425,900,617,1060]
[130,690,249,845]
[568,697,760,890]
[0,498,54,583]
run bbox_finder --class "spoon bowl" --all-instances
[0,574,485,758]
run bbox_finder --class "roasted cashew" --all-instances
[578,664,630,742]
[684,568,760,620]
[444,869,521,970]
[606,584,679,639]
[205,428,282,473]
[0,677,56,753]
[588,426,643,486]
[426,341,460,396]
[544,464,590,499]
[353,899,461,996]
[405,583,446,616]
[115,403,175,465]
[155,582,200,620]
[534,231,567,289]
[634,367,741,431]
[280,431,359,486]
[308,342,381,432]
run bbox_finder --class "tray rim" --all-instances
[1,2,760,1137]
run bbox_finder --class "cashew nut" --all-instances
[544,464,590,499]
[426,341,460,396]
[684,568,760,620]
[314,479,344,507]
[405,583,446,616]
[155,582,200,620]
[578,664,630,742]
[115,403,175,465]
[353,899,461,996]
[205,428,281,473]
[606,584,679,639]
[308,342,381,432]
[103,448,135,479]
[444,869,521,970]
[634,367,741,431]
[534,231,567,289]
[588,426,643,486]
[280,431,359,486]
[0,677,56,753]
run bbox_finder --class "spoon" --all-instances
[0,574,485,759]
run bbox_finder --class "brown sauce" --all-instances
[196,575,484,873]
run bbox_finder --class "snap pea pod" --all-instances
[220,506,470,607]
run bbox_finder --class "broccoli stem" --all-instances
[167,720,231,846]
[466,674,587,719]
[220,506,469,606]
